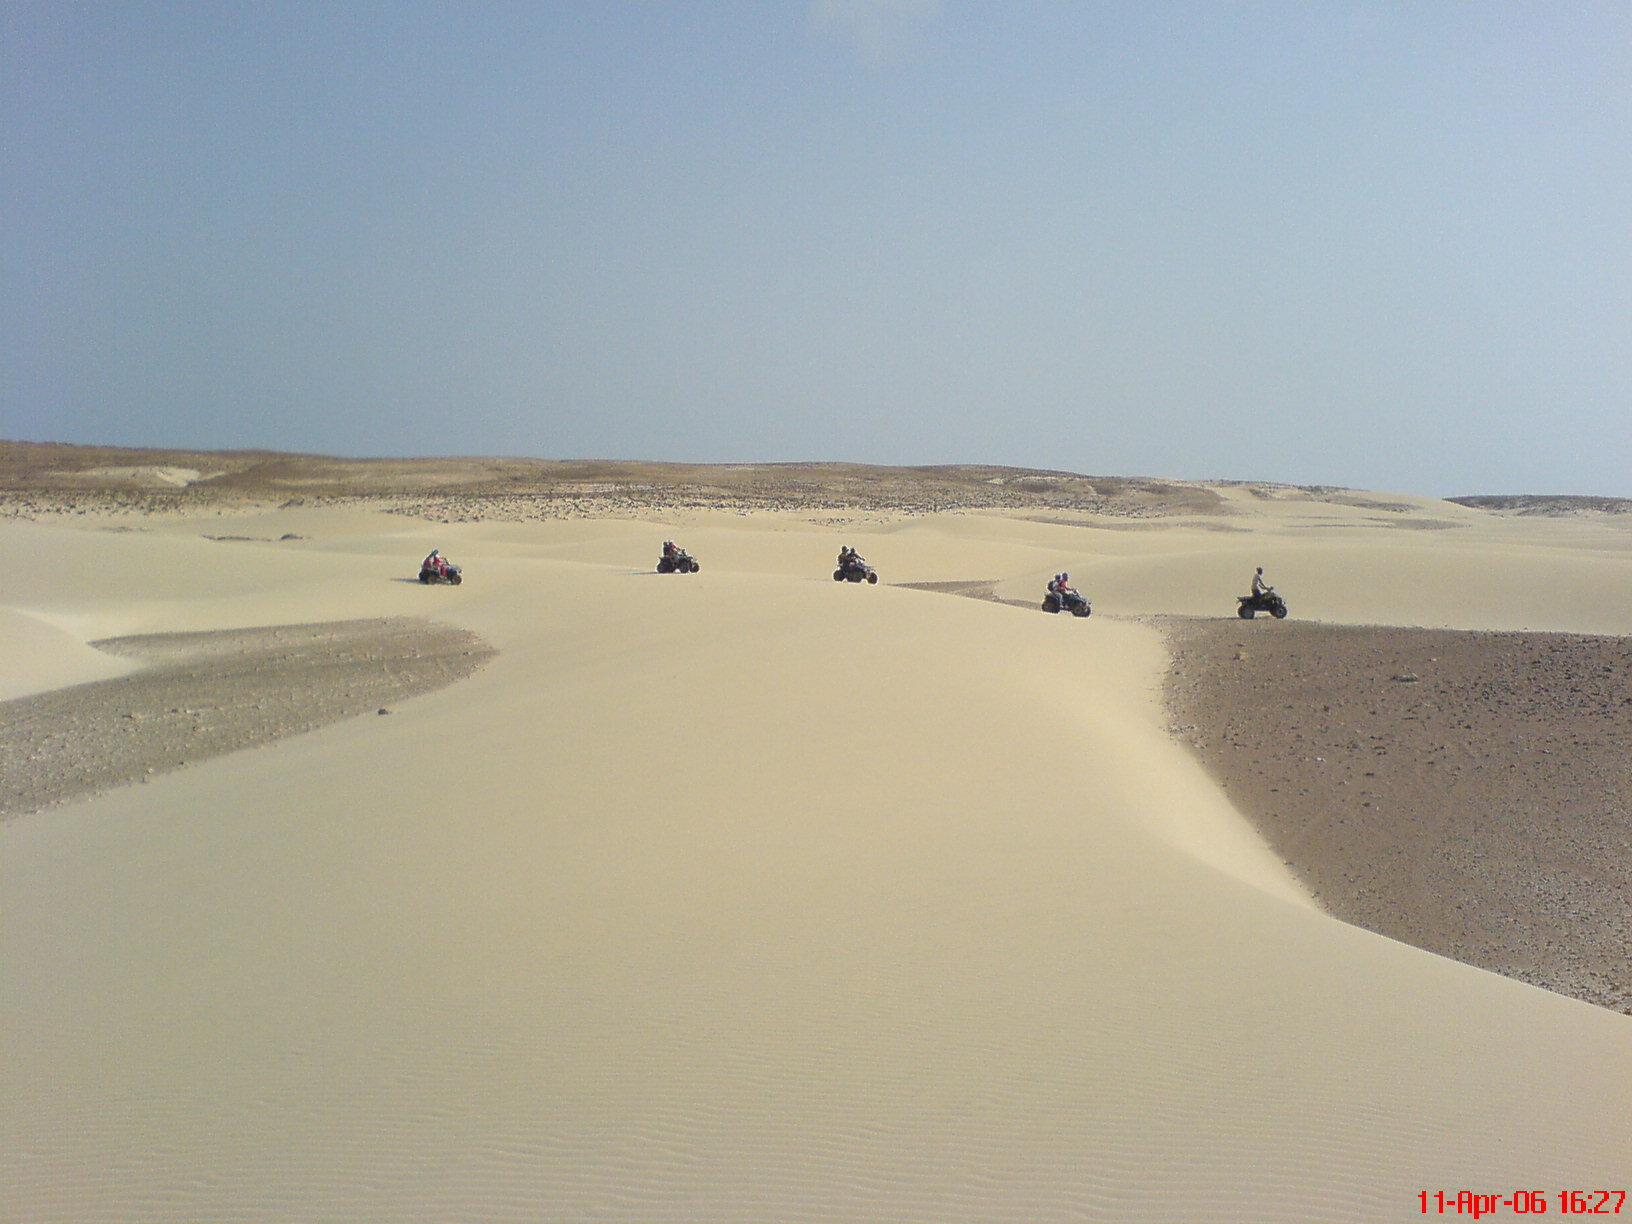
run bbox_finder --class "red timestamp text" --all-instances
[1417,1190,1628,1217]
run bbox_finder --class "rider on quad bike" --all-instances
[1236,567,1287,618]
[419,549,463,584]
[834,546,878,583]
[1043,572,1091,616]
[657,540,700,573]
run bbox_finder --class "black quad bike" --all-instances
[834,558,879,584]
[1236,590,1287,619]
[419,562,463,585]
[1042,589,1092,617]
[657,549,700,574]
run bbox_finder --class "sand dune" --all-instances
[3,466,1630,1221]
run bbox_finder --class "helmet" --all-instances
[1061,573,1068,581]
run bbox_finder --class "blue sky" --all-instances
[4,2,1628,496]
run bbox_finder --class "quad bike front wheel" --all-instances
[1071,603,1090,617]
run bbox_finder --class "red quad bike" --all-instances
[419,561,463,585]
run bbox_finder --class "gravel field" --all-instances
[1163,618,1632,1013]
[0,618,494,821]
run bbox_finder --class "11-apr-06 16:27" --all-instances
[1418,1190,1627,1217]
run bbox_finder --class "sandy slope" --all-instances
[3,493,1630,1222]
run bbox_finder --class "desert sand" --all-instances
[3,449,1630,1221]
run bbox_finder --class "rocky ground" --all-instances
[0,619,494,821]
[1162,618,1632,1013]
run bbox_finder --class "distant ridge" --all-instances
[10,440,1625,518]
[1448,495,1632,515]
[0,440,1227,516]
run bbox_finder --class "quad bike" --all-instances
[1236,590,1287,619]
[834,558,879,584]
[419,562,463,585]
[657,549,700,574]
[1042,588,1092,617]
